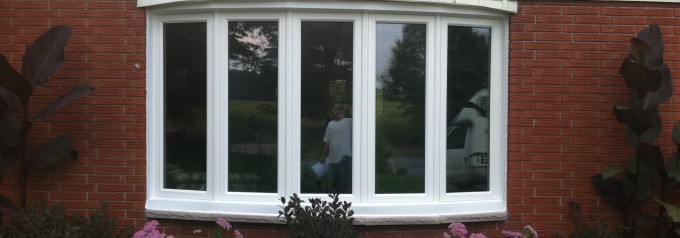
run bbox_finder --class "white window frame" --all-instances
[148,13,214,201]
[217,13,287,203]
[290,13,363,202]
[146,1,509,225]
[439,17,507,203]
[366,14,436,203]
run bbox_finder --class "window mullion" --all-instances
[287,10,298,197]
[213,11,226,201]
[432,15,443,202]
[360,12,370,203]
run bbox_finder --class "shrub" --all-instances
[0,201,131,238]
[278,193,355,238]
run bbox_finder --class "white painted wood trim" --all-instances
[137,0,518,13]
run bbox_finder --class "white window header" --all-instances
[137,0,518,13]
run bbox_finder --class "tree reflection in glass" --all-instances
[163,22,208,190]
[299,22,353,194]
[227,21,279,193]
[376,23,426,194]
[446,26,491,193]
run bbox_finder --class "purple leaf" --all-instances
[612,105,651,138]
[28,135,74,171]
[0,146,19,184]
[0,88,22,146]
[632,23,664,69]
[0,195,18,211]
[31,84,94,122]
[22,25,72,87]
[0,54,32,106]
[619,57,663,99]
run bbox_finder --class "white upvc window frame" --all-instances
[145,1,509,225]
[148,13,214,201]
[217,13,287,203]
[439,16,507,203]
[290,13,364,203]
[366,14,436,203]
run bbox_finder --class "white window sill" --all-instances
[145,198,507,225]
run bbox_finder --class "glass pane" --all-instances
[228,21,279,193]
[163,22,207,190]
[446,26,491,193]
[300,22,354,194]
[375,23,426,194]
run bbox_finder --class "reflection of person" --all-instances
[319,103,352,193]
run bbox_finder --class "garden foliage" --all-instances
[0,25,93,213]
[591,23,680,237]
[278,193,355,238]
[0,201,131,238]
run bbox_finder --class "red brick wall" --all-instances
[508,1,680,237]
[2,0,680,237]
[0,0,147,229]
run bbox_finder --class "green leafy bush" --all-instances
[278,193,355,238]
[0,201,131,238]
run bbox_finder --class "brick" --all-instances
[574,16,611,24]
[563,6,601,15]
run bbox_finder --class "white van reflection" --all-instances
[446,89,489,192]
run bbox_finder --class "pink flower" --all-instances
[193,229,202,234]
[132,230,147,238]
[469,233,487,238]
[442,232,452,238]
[448,223,468,238]
[143,220,160,232]
[502,230,523,238]
[146,230,163,238]
[234,230,244,238]
[133,220,165,238]
[217,218,232,229]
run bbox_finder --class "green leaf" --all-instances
[600,167,624,179]
[28,135,74,171]
[21,25,72,87]
[0,54,32,106]
[31,84,94,122]
[656,198,680,223]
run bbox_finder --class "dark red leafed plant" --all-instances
[591,23,680,237]
[0,25,94,216]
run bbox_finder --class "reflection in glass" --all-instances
[300,22,354,194]
[446,26,491,193]
[228,21,279,193]
[163,22,207,190]
[375,23,426,194]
